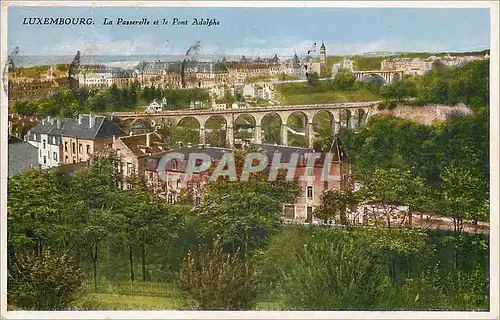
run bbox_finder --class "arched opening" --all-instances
[339,109,351,128]
[352,109,366,128]
[234,114,256,147]
[205,115,227,147]
[392,72,402,82]
[361,73,387,85]
[130,118,152,134]
[163,116,200,148]
[261,113,282,145]
[312,110,334,151]
[286,111,308,147]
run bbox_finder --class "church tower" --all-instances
[320,42,326,66]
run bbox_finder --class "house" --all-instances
[26,114,124,169]
[113,132,170,189]
[144,146,231,203]
[26,116,64,169]
[59,114,124,165]
[145,98,167,113]
[8,135,39,177]
[143,136,349,222]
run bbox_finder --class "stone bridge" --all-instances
[111,101,381,148]
[353,70,404,84]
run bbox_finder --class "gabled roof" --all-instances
[29,115,124,140]
[118,132,167,158]
[8,135,39,177]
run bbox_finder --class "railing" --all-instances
[81,280,179,297]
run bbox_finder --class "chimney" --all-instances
[146,133,150,148]
[78,114,83,125]
[112,134,116,144]
[56,118,61,129]
[89,115,95,128]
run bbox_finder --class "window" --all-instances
[171,159,178,170]
[65,156,68,162]
[53,136,57,144]
[126,162,132,174]
[72,142,76,153]
[43,156,47,164]
[73,157,76,163]
[53,152,57,161]
[307,167,313,177]
[168,194,173,204]
[284,205,295,219]
[42,139,46,149]
[306,206,313,223]
[64,142,68,152]
[79,143,83,153]
[86,144,90,154]
[307,186,313,199]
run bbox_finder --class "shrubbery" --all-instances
[8,251,83,310]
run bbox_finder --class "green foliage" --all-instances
[257,226,489,311]
[332,69,356,90]
[12,84,211,117]
[379,79,417,101]
[314,188,359,225]
[415,60,489,108]
[179,241,256,310]
[282,231,388,310]
[340,110,488,220]
[8,251,84,310]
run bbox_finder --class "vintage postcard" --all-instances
[0,1,498,319]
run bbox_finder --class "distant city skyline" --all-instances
[8,6,491,57]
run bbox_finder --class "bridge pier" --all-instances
[254,125,262,144]
[226,125,234,148]
[199,126,206,145]
[281,124,288,146]
[306,120,314,149]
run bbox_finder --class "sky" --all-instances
[7,6,491,57]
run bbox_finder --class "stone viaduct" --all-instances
[111,101,381,149]
[353,70,405,84]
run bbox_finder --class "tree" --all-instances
[8,251,83,310]
[439,165,484,232]
[179,241,256,310]
[359,168,426,229]
[379,79,417,102]
[314,188,359,226]
[332,69,356,90]
[283,232,388,310]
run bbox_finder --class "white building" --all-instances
[26,117,62,169]
[242,83,275,100]
[78,70,113,87]
[145,98,167,113]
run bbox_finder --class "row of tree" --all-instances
[331,109,489,230]
[10,84,211,117]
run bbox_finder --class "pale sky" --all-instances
[7,6,491,57]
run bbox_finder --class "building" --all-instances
[145,98,167,113]
[113,132,170,189]
[380,53,489,76]
[26,114,124,169]
[144,146,231,203]
[320,42,326,66]
[143,136,349,222]
[59,114,124,165]
[26,117,64,169]
[8,135,39,177]
[242,83,275,100]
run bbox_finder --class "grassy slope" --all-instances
[276,89,381,105]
